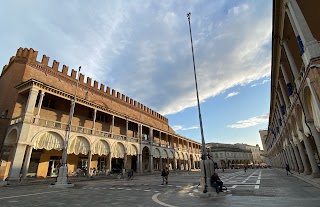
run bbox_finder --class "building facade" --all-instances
[266,0,320,177]
[206,143,253,169]
[0,48,202,181]
[235,143,263,165]
[259,129,271,166]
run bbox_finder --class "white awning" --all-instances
[179,152,183,160]
[92,140,110,156]
[161,149,168,158]
[154,148,160,158]
[127,144,138,156]
[168,151,174,159]
[175,151,179,159]
[183,152,188,161]
[112,142,125,158]
[33,132,64,151]
[68,136,90,155]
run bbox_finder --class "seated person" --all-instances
[211,172,223,193]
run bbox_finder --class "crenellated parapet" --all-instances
[2,47,169,124]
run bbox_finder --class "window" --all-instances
[42,97,55,109]
[128,123,138,131]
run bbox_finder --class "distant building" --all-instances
[234,143,263,165]
[206,143,253,168]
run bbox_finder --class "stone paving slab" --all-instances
[1,169,320,207]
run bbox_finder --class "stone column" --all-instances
[173,157,177,170]
[277,93,286,117]
[288,142,298,171]
[87,151,92,176]
[108,154,112,172]
[136,154,140,173]
[24,87,39,122]
[282,40,300,81]
[306,120,320,158]
[188,155,191,171]
[139,154,143,175]
[123,153,127,172]
[92,109,97,130]
[279,78,291,113]
[160,156,163,170]
[299,129,320,177]
[291,141,303,173]
[159,131,162,146]
[282,150,289,168]
[295,134,311,174]
[8,143,27,180]
[171,136,174,148]
[285,146,295,170]
[149,154,153,172]
[166,133,168,147]
[21,146,33,178]
[111,115,115,134]
[35,90,45,124]
[126,119,128,139]
[286,0,320,66]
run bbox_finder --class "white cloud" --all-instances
[225,92,239,99]
[0,0,272,116]
[250,78,271,87]
[227,113,269,129]
[172,125,199,131]
[228,4,249,15]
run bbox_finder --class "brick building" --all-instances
[0,47,202,181]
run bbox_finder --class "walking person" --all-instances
[161,167,169,185]
[244,165,247,173]
[285,164,292,175]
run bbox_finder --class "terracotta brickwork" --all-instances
[0,48,175,148]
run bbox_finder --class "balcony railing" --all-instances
[9,115,199,151]
[10,116,23,125]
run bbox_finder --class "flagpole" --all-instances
[187,12,208,193]
[54,66,81,187]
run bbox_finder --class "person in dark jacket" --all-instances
[286,164,292,175]
[211,172,223,193]
[161,167,169,185]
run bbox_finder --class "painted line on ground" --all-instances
[152,193,179,207]
[0,190,68,200]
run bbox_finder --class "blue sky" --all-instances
[0,0,272,148]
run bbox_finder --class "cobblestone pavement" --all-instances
[0,169,320,207]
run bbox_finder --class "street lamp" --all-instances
[187,12,208,193]
[54,66,81,187]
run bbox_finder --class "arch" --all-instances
[111,142,125,158]
[68,136,90,155]
[304,86,320,131]
[92,139,110,156]
[127,144,138,156]
[168,150,174,159]
[33,131,64,151]
[303,86,314,120]
[175,151,179,159]
[154,148,160,158]
[161,149,168,158]
[296,103,311,136]
[183,152,188,161]
[142,146,150,154]
[178,151,184,160]
[4,128,19,146]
